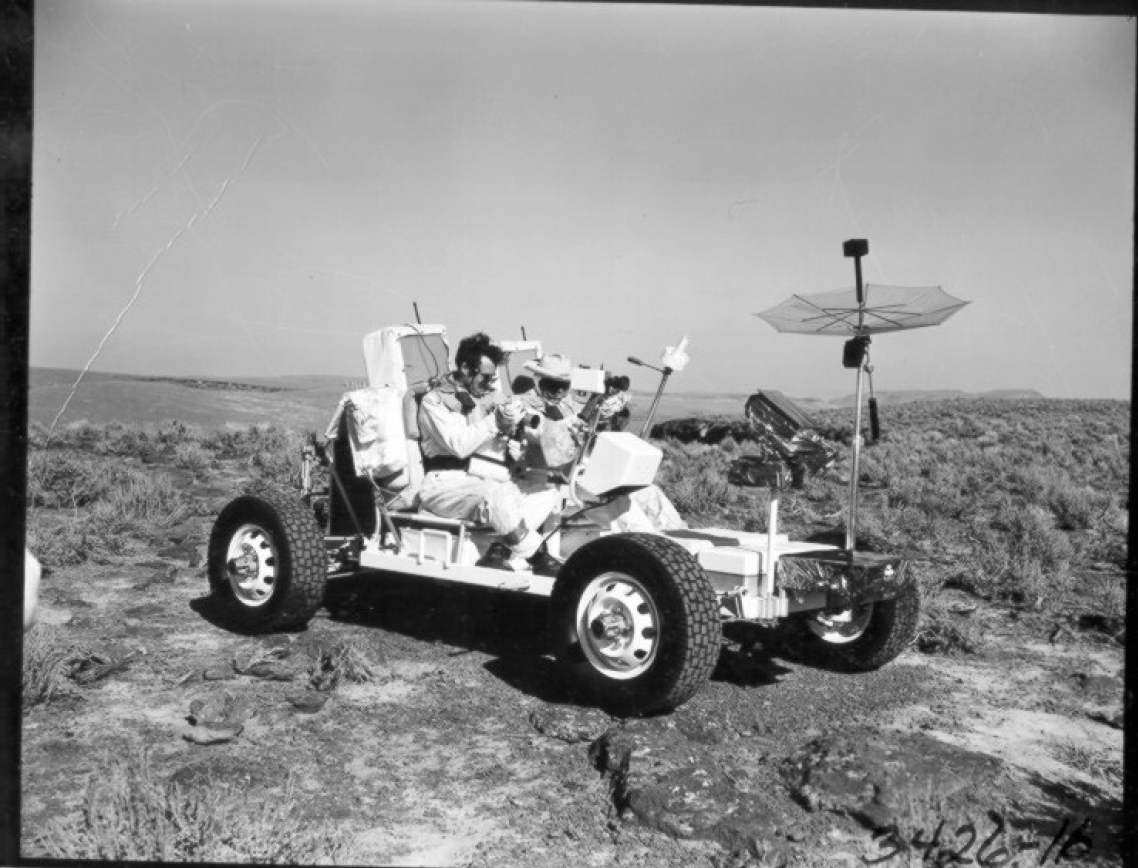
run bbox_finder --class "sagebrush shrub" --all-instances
[25,515,92,567]
[1046,481,1109,532]
[26,452,126,509]
[248,429,309,487]
[89,471,187,532]
[973,502,1074,605]
[202,423,291,459]
[173,442,212,476]
[29,750,353,863]
[26,457,188,566]
[22,626,77,709]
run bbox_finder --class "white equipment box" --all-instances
[576,432,663,497]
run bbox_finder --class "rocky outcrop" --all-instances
[589,722,1006,856]
[590,724,797,854]
[649,418,757,444]
[781,729,1003,830]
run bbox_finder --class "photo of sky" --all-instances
[31,1,1134,400]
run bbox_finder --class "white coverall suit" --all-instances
[416,378,559,559]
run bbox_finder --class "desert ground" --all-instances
[20,378,1126,866]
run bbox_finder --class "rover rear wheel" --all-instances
[797,575,919,671]
[786,529,920,671]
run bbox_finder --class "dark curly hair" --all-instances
[454,332,505,372]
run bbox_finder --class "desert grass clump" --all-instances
[172,441,213,477]
[248,428,309,487]
[88,470,189,533]
[25,515,96,567]
[26,451,127,509]
[202,422,292,459]
[665,465,730,522]
[914,613,980,656]
[655,442,733,522]
[22,626,78,709]
[306,637,386,690]
[1008,465,1115,532]
[1046,482,1113,532]
[29,750,354,864]
[1052,739,1123,790]
[26,465,190,567]
[970,502,1074,606]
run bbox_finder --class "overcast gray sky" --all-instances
[31,1,1134,399]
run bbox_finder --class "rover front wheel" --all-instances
[550,533,721,716]
[207,488,327,632]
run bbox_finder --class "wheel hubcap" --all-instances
[225,524,278,607]
[806,603,874,643]
[577,573,660,680]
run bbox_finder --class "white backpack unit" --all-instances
[325,324,451,498]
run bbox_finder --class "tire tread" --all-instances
[551,532,721,715]
[207,487,327,631]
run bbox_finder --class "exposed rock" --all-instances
[182,724,242,745]
[170,754,288,790]
[187,690,257,729]
[780,729,1003,830]
[132,565,178,590]
[529,704,614,744]
[1068,672,1123,703]
[650,418,757,445]
[232,644,305,681]
[242,660,300,682]
[124,603,165,619]
[157,542,203,567]
[69,644,138,684]
[34,606,73,626]
[1074,614,1124,643]
[590,725,789,853]
[1088,710,1124,730]
[287,690,329,714]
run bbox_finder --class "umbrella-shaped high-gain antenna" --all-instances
[756,239,969,551]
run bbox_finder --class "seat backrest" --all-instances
[385,384,430,511]
[354,325,451,512]
[363,324,450,392]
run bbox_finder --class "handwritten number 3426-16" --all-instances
[864,815,1092,865]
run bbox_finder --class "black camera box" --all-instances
[744,391,820,441]
[743,391,837,484]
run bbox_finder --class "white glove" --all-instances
[661,336,690,372]
[493,398,525,433]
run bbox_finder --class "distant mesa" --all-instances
[138,375,285,393]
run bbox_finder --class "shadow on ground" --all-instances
[1012,771,1123,866]
[189,594,309,637]
[195,577,809,701]
[322,571,575,704]
[712,621,795,687]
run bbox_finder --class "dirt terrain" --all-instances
[21,463,1124,866]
